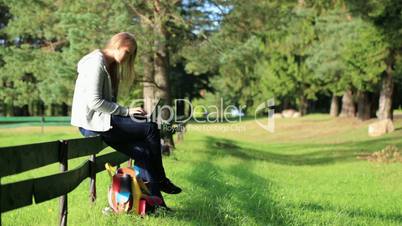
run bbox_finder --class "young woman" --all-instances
[70,32,181,198]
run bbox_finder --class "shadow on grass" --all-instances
[173,160,288,225]
[292,202,402,223]
[203,135,402,166]
[166,131,402,224]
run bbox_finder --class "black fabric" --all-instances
[78,115,166,181]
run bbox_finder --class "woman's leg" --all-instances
[102,139,160,180]
[100,115,181,194]
[100,115,166,181]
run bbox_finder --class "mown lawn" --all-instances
[1,114,402,226]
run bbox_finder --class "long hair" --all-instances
[103,32,137,99]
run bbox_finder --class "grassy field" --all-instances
[1,114,402,225]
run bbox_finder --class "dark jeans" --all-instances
[79,115,166,182]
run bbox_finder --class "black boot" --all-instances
[159,178,182,194]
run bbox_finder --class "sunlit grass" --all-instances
[1,114,402,225]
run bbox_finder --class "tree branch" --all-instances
[124,1,153,25]
[208,1,228,17]
[41,40,67,51]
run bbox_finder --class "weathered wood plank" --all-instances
[0,141,59,177]
[33,161,90,204]
[0,150,127,214]
[67,136,106,159]
[1,179,34,213]
[95,152,129,173]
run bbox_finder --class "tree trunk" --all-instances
[356,91,371,121]
[4,102,13,116]
[377,55,394,120]
[153,14,171,105]
[142,52,156,114]
[298,95,308,116]
[142,54,155,114]
[140,19,156,114]
[0,101,4,116]
[282,99,289,111]
[187,98,193,117]
[61,103,68,116]
[339,89,355,117]
[45,103,52,116]
[39,100,45,116]
[28,101,34,116]
[329,95,339,117]
[176,99,185,117]
[153,0,174,148]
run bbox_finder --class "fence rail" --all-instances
[0,136,130,226]
[0,116,71,130]
[0,116,70,123]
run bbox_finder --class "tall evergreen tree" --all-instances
[0,1,136,115]
[345,0,402,120]
[307,8,388,119]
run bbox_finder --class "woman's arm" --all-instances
[83,58,129,116]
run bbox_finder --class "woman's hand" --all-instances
[128,107,147,116]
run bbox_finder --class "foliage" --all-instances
[183,0,398,114]
[307,9,388,95]
[0,0,402,116]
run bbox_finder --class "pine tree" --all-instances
[307,8,388,119]
[345,0,402,120]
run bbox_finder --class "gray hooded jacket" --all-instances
[70,49,129,132]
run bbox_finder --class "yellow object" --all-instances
[137,177,151,195]
[116,167,142,214]
[131,175,142,214]
[105,163,117,179]
[105,163,153,215]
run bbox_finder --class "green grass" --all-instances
[1,114,402,225]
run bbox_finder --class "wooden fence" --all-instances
[0,136,131,226]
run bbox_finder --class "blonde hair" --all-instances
[103,32,137,99]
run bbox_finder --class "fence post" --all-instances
[41,115,45,134]
[89,154,96,202]
[59,140,68,226]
